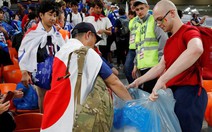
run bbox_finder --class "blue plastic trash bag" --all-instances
[13,82,38,110]
[112,88,181,132]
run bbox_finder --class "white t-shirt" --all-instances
[71,12,85,27]
[84,16,112,46]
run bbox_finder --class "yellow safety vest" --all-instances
[128,16,141,50]
[135,15,159,69]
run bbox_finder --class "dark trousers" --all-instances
[171,85,208,132]
[116,38,129,66]
[138,68,158,93]
[106,33,116,53]
[124,49,136,84]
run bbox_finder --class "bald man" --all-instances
[128,0,207,131]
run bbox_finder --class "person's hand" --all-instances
[21,71,32,87]
[97,29,105,34]
[132,66,138,79]
[0,99,10,114]
[149,78,166,101]
[127,79,139,89]
[149,88,159,101]
[14,89,24,98]
[200,16,206,24]
[0,26,7,33]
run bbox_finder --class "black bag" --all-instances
[118,18,129,37]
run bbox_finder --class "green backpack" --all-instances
[60,46,113,131]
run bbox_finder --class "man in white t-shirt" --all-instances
[84,0,112,60]
[66,1,85,27]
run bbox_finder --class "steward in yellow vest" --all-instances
[132,0,168,93]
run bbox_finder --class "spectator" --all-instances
[107,3,119,63]
[18,1,65,113]
[114,7,129,68]
[84,0,112,62]
[24,12,39,32]
[0,8,12,66]
[11,13,22,33]
[41,22,132,131]
[190,13,206,26]
[21,6,36,30]
[67,1,85,27]
[55,10,70,41]
[0,89,23,132]
[1,1,14,23]
[128,10,136,20]
[17,2,27,20]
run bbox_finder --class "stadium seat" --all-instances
[0,83,16,94]
[205,92,212,126]
[3,64,20,72]
[14,113,43,132]
[3,69,22,83]
[8,47,18,59]
[202,80,212,92]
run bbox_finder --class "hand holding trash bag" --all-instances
[112,88,182,132]
[149,77,167,101]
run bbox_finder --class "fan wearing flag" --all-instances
[41,22,132,132]
[18,1,65,113]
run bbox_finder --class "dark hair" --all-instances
[38,1,59,16]
[28,12,37,20]
[71,1,78,6]
[93,0,103,9]
[128,10,136,16]
[119,8,125,16]
[111,2,116,6]
[12,13,19,19]
[192,13,198,18]
[0,8,4,13]
[3,1,9,7]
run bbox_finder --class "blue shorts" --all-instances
[171,85,208,132]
